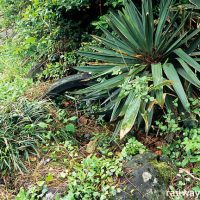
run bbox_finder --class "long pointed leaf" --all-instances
[163,63,190,111]
[74,65,116,73]
[179,27,200,47]
[78,51,139,64]
[177,68,200,88]
[142,0,154,53]
[174,48,200,72]
[155,0,172,47]
[151,63,164,107]
[124,0,144,35]
[74,73,126,94]
[120,10,147,52]
[120,97,141,139]
[108,12,143,51]
[177,58,200,87]
[93,34,134,55]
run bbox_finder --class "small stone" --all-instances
[79,116,88,125]
[142,172,152,182]
[153,178,158,184]
[43,192,55,200]
[43,158,51,165]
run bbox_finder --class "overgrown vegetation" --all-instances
[157,98,200,197]
[0,0,125,80]
[0,42,33,105]
[0,0,199,199]
[0,98,77,174]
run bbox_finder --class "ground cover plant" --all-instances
[0,98,77,174]
[158,98,200,198]
[14,133,148,200]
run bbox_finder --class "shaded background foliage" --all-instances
[0,0,190,80]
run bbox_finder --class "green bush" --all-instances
[75,0,200,139]
[0,0,126,80]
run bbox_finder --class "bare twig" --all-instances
[179,168,200,181]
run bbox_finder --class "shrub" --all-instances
[75,0,200,139]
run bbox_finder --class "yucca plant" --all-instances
[74,0,200,139]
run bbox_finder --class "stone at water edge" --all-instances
[112,152,176,200]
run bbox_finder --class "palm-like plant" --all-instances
[74,0,200,139]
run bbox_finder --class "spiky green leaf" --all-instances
[163,63,190,111]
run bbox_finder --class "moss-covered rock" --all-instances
[150,160,176,184]
[113,152,177,200]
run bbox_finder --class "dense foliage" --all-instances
[0,0,125,80]
[157,98,200,166]
[0,98,76,173]
[158,98,200,194]
[75,0,200,138]
[0,0,200,199]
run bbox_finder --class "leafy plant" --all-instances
[64,155,123,200]
[157,98,200,195]
[75,0,200,139]
[0,98,77,173]
[156,110,182,140]
[15,185,49,200]
[15,183,62,200]
[162,127,200,167]
[63,135,146,199]
[120,137,147,160]
[0,99,50,173]
[156,97,200,166]
[156,97,199,139]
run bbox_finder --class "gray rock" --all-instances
[43,188,62,200]
[0,29,14,44]
[43,192,55,200]
[113,152,176,200]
